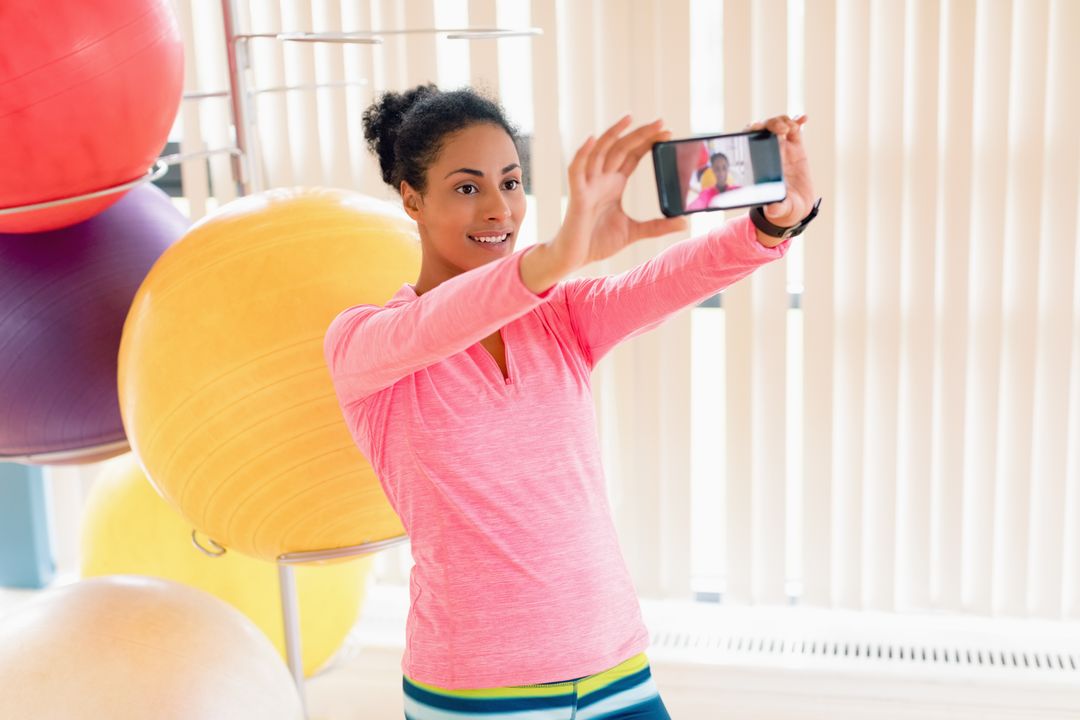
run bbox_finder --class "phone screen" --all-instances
[652,130,785,216]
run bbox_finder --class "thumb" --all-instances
[633,216,689,240]
[763,197,792,222]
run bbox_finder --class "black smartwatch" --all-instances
[750,197,822,239]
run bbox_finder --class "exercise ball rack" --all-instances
[0,2,542,717]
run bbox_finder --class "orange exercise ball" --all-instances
[118,188,420,560]
[0,576,304,719]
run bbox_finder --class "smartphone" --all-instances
[652,129,785,217]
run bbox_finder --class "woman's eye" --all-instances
[503,179,520,191]
[456,184,479,195]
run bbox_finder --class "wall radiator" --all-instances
[641,600,1080,719]
[327,586,1080,720]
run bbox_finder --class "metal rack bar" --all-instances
[0,162,168,217]
[182,80,369,102]
[276,535,409,565]
[220,0,253,195]
[234,28,540,42]
[1,440,131,465]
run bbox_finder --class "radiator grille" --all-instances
[650,629,1080,675]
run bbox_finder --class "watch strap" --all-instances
[750,197,822,239]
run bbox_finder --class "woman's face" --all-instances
[711,156,729,187]
[402,123,526,279]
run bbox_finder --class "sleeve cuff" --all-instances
[735,214,792,258]
[514,245,556,299]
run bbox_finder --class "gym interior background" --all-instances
[1,1,1079,718]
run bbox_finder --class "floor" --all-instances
[0,579,413,720]
[7,579,1080,720]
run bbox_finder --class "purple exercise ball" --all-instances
[0,184,188,464]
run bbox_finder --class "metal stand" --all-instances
[192,530,410,718]
[277,564,306,717]
[220,0,255,196]
[207,9,540,714]
[274,536,410,715]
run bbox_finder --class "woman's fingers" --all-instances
[616,126,671,178]
[568,134,595,191]
[583,116,680,183]
[604,119,665,175]
[587,115,632,180]
[763,115,792,137]
[745,114,806,141]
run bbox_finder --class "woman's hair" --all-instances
[362,84,519,194]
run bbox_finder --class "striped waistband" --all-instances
[404,653,656,716]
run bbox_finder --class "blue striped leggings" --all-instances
[403,653,672,719]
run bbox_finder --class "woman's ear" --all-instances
[401,182,423,222]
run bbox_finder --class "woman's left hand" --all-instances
[747,115,817,229]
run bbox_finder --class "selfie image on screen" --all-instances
[680,134,784,211]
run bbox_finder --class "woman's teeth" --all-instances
[470,233,509,244]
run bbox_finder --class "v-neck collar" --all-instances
[399,282,515,387]
[474,327,513,386]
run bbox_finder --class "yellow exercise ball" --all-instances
[80,453,372,677]
[118,188,419,561]
[0,575,304,720]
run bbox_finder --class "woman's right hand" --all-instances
[519,117,687,295]
[552,117,688,272]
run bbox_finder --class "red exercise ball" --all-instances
[0,0,183,234]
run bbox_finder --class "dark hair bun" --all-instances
[362,84,439,185]
[362,84,518,193]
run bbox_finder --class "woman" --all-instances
[324,84,816,719]
[686,151,741,211]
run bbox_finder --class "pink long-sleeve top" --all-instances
[324,215,788,689]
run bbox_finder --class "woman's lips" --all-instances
[468,230,512,245]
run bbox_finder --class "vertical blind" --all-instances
[163,0,1079,621]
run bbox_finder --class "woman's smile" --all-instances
[468,228,514,247]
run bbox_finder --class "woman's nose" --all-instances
[483,192,511,221]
